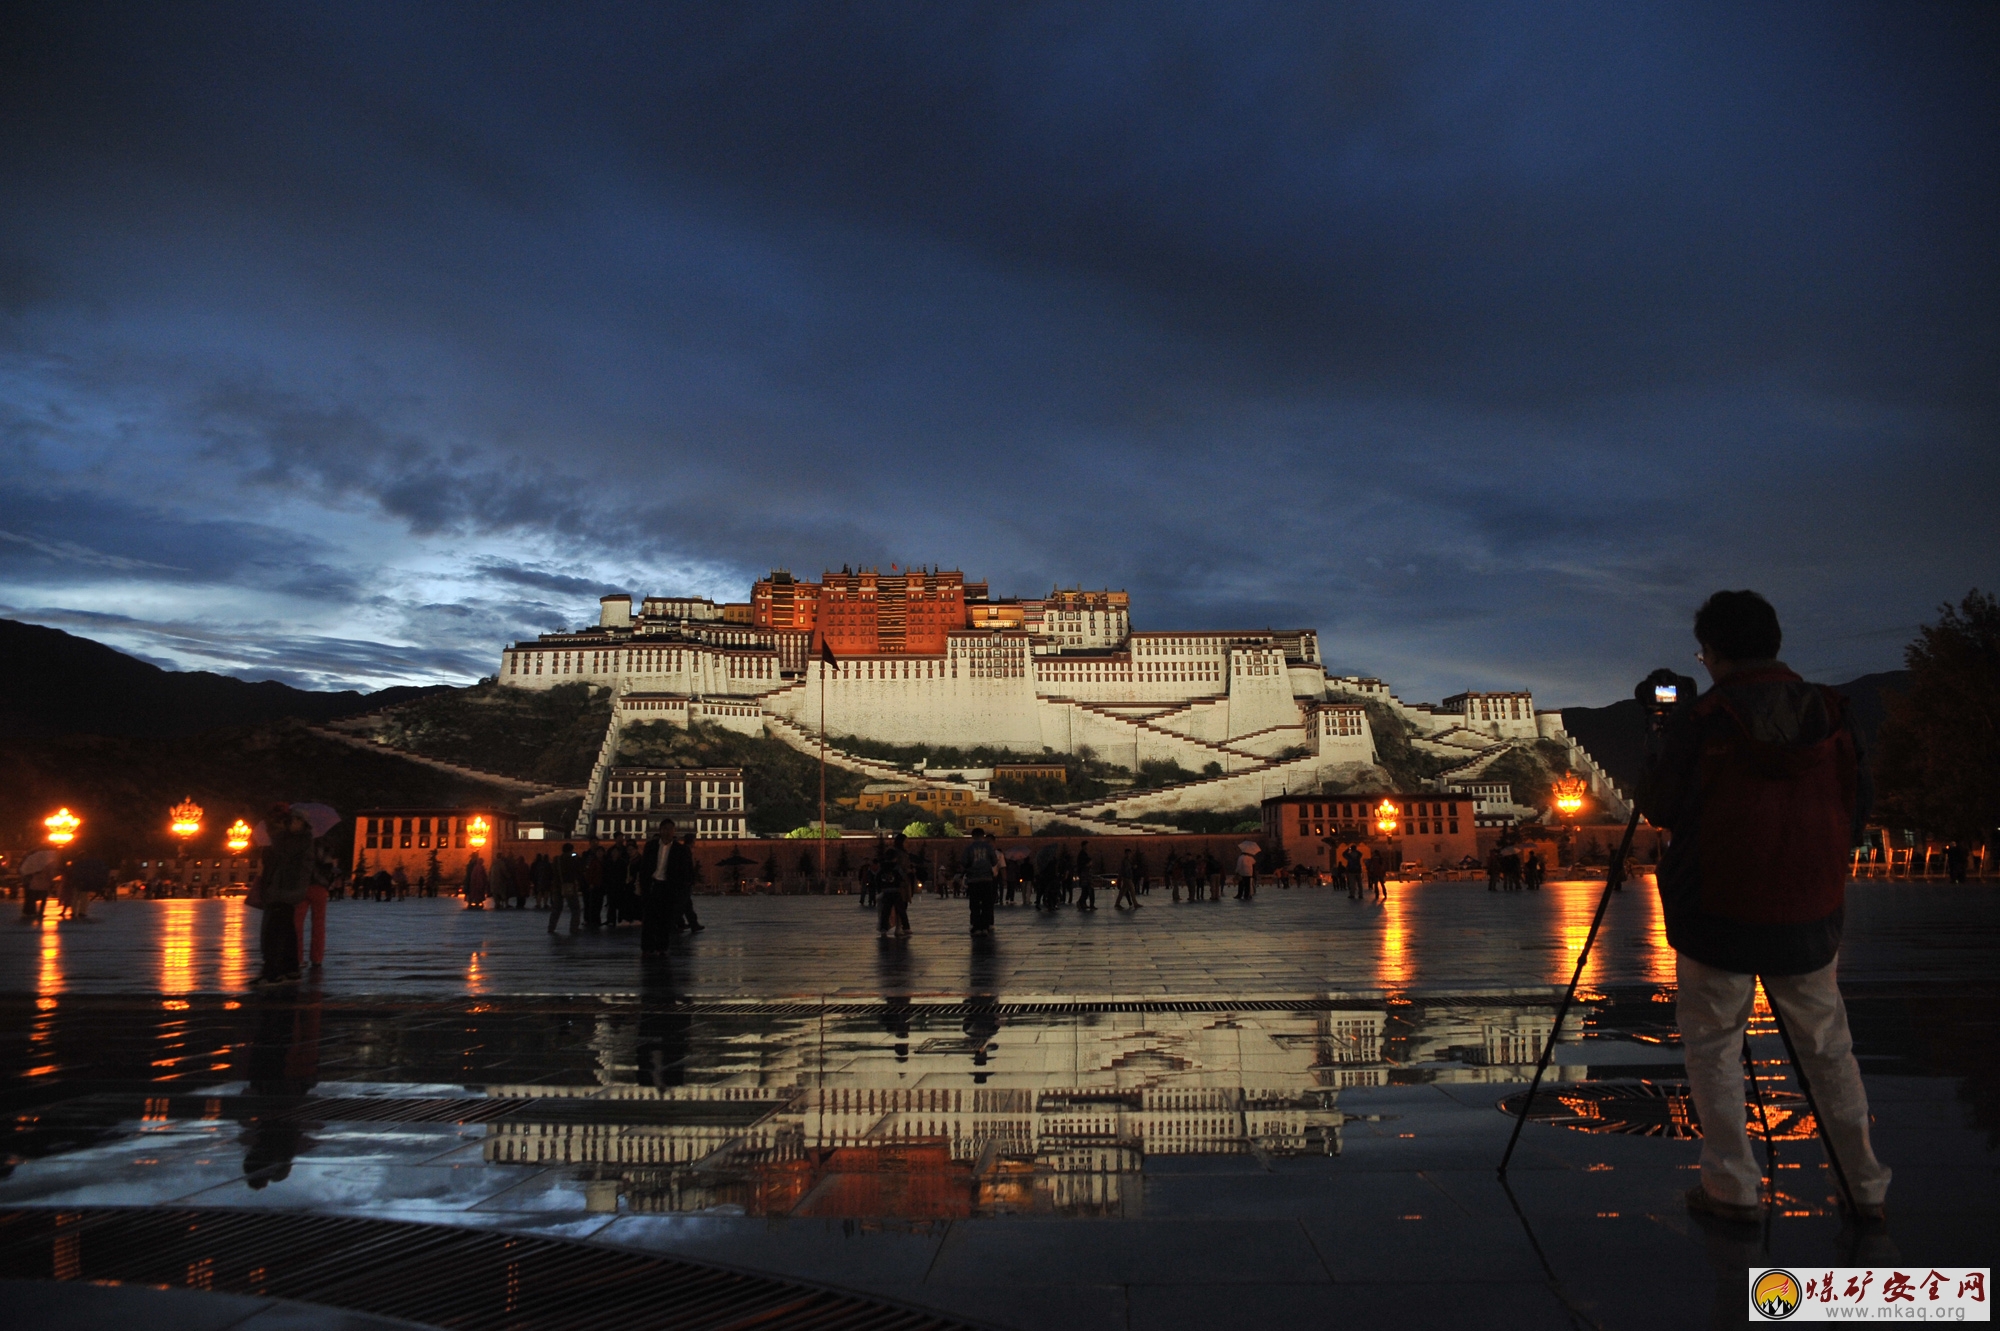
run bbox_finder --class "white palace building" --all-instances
[497,570,1630,833]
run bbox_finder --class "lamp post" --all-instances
[44,807,81,847]
[1552,772,1587,868]
[169,797,203,894]
[1373,798,1400,838]
[225,818,253,890]
[170,798,204,843]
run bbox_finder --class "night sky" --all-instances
[3,4,1994,704]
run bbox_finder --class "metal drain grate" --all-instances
[0,1207,981,1331]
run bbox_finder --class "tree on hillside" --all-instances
[1874,590,1999,845]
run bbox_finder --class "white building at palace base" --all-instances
[498,583,1629,834]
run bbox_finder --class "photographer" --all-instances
[1638,590,1889,1224]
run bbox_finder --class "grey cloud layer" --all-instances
[0,2,1994,701]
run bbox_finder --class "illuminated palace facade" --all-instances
[497,565,1622,828]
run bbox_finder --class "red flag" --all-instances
[820,639,837,667]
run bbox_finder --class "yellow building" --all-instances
[844,783,1028,835]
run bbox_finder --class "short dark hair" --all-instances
[1694,590,1782,662]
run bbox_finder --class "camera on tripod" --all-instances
[1636,667,1695,733]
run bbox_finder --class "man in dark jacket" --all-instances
[1638,590,1889,1224]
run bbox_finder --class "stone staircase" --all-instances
[305,726,583,799]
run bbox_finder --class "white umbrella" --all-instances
[1238,840,1262,854]
[290,803,343,838]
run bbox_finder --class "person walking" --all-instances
[1114,847,1142,910]
[1639,589,1891,1225]
[529,852,552,910]
[603,836,631,926]
[876,832,912,936]
[19,848,57,922]
[489,851,516,909]
[638,825,673,954]
[63,853,109,920]
[293,848,333,967]
[1234,846,1256,901]
[1074,844,1096,911]
[669,831,704,932]
[548,843,583,934]
[255,805,314,986]
[963,829,1000,935]
[462,851,489,910]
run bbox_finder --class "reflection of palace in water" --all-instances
[475,994,1580,1218]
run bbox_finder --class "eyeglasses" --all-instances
[1694,649,1709,665]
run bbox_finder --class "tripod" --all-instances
[1499,806,1641,1174]
[1496,816,1866,1223]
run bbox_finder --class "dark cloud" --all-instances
[0,3,1994,702]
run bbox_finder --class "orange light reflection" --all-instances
[220,899,249,990]
[1375,888,1411,988]
[160,900,196,994]
[37,916,63,996]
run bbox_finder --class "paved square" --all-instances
[4,881,1996,1330]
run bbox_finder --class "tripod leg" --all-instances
[1744,1033,1777,1243]
[1499,807,1643,1175]
[1760,977,1862,1218]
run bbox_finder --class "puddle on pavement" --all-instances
[2,984,1991,1220]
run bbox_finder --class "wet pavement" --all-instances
[4,882,1997,1330]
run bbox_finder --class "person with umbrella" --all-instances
[18,847,58,922]
[254,804,315,986]
[716,849,756,893]
[1235,841,1260,900]
[282,802,341,971]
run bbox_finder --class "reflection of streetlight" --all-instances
[1374,798,1400,837]
[468,815,490,850]
[45,807,81,846]
[225,820,253,854]
[170,797,205,844]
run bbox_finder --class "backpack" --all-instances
[1693,684,1857,924]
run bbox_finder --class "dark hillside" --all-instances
[618,721,870,835]
[350,682,610,786]
[0,619,445,738]
[0,718,518,866]
[1561,670,1906,791]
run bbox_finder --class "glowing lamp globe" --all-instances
[468,815,491,849]
[44,807,81,847]
[225,819,253,854]
[170,797,205,843]
[1374,798,1400,837]
[1552,774,1587,820]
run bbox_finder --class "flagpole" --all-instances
[818,644,828,888]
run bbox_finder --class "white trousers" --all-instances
[1676,952,1891,1207]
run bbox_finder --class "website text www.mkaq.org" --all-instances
[1820,1310,1971,1321]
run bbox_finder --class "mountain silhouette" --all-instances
[1560,669,1906,793]
[0,619,447,739]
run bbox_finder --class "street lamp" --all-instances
[170,797,205,844]
[467,815,490,850]
[1374,798,1400,838]
[1552,773,1587,822]
[44,807,81,847]
[225,820,253,854]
